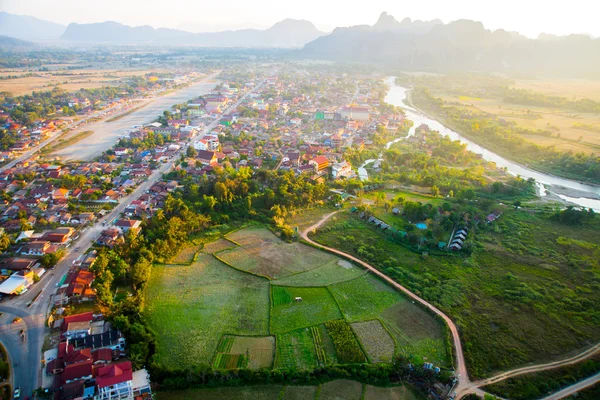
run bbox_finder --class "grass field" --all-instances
[351,320,395,363]
[154,381,422,400]
[270,286,342,334]
[145,254,269,368]
[220,227,338,279]
[0,67,161,96]
[438,92,600,153]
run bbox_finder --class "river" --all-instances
[359,77,600,211]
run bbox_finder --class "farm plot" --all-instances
[221,227,338,278]
[270,286,342,334]
[280,386,318,400]
[318,379,364,400]
[271,259,365,287]
[330,275,449,366]
[274,328,318,370]
[381,302,448,367]
[145,254,270,368]
[169,243,202,264]
[351,320,395,363]
[363,385,422,400]
[324,320,366,364]
[329,275,405,321]
[201,238,236,254]
[229,336,275,369]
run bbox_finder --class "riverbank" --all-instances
[401,83,600,190]
[383,77,600,210]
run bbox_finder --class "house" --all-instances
[19,240,51,256]
[194,135,219,151]
[61,312,94,339]
[95,361,134,400]
[309,155,329,172]
[115,219,141,233]
[0,273,30,295]
[114,148,129,157]
[331,161,353,179]
[340,106,371,121]
[196,150,217,166]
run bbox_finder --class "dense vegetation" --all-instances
[324,320,366,364]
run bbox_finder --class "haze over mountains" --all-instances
[303,12,600,76]
[1,10,599,76]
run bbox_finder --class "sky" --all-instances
[0,0,597,38]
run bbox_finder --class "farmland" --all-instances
[311,208,600,378]
[154,381,423,400]
[144,254,270,368]
[145,225,450,375]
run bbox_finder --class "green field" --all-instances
[270,286,342,334]
[146,226,450,373]
[214,335,275,369]
[219,227,338,279]
[145,254,270,368]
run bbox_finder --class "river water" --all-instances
[358,77,600,210]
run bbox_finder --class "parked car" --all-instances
[12,317,21,324]
[14,387,21,399]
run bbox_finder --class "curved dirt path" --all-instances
[302,210,600,399]
[300,210,470,393]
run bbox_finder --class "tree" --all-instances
[186,146,196,158]
[131,256,151,290]
[513,200,521,210]
[431,185,440,197]
[41,251,62,268]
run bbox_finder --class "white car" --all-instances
[14,387,21,398]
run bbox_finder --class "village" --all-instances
[0,64,417,399]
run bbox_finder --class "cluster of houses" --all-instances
[44,311,152,400]
[449,227,469,251]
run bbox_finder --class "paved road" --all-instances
[541,372,600,400]
[0,77,264,399]
[300,210,470,395]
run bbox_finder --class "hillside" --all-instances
[61,18,325,47]
[0,12,65,41]
[302,12,600,77]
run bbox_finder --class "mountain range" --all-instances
[0,12,324,48]
[302,12,600,76]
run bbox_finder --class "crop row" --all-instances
[325,320,366,364]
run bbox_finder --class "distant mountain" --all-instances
[0,35,37,49]
[302,12,600,77]
[61,18,325,47]
[0,12,65,41]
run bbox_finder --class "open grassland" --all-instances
[513,77,600,102]
[439,93,600,153]
[270,286,342,334]
[351,320,395,363]
[312,209,600,378]
[220,227,338,279]
[155,381,422,400]
[0,67,161,96]
[274,327,318,370]
[286,207,337,231]
[145,254,269,368]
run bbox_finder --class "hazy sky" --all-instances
[0,0,596,38]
